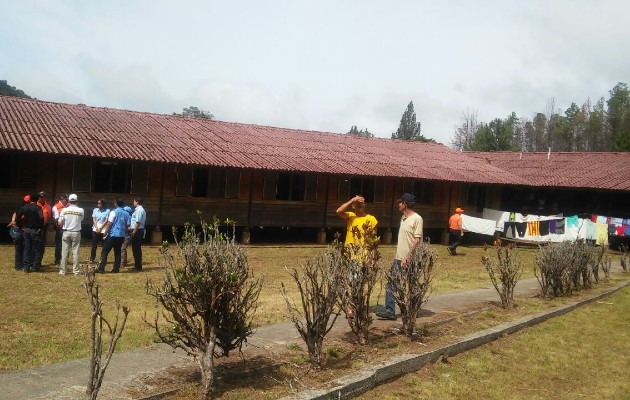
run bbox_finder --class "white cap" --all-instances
[68,194,78,202]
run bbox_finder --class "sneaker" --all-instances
[59,270,66,275]
[376,311,397,320]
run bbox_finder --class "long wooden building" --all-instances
[1,95,628,244]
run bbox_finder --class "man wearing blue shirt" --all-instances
[130,197,146,271]
[97,198,130,273]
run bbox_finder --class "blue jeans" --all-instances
[385,259,402,315]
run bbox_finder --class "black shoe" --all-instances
[376,311,397,320]
[96,268,105,274]
[447,247,453,256]
[111,269,119,273]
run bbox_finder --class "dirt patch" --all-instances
[125,304,524,399]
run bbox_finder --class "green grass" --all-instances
[358,286,630,400]
[0,242,538,370]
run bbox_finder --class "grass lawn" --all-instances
[0,242,537,370]
[358,286,630,400]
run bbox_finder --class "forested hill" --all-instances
[0,80,32,99]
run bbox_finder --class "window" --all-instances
[276,173,305,201]
[176,165,192,197]
[403,180,434,205]
[93,161,131,193]
[466,184,487,212]
[208,168,226,198]
[340,177,376,202]
[0,153,16,188]
[131,163,149,194]
[190,167,240,198]
[304,174,318,201]
[192,168,209,197]
[225,169,240,199]
[73,159,92,192]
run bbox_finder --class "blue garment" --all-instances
[109,207,130,238]
[92,207,110,231]
[130,205,146,230]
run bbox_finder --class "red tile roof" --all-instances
[466,151,630,191]
[0,95,523,185]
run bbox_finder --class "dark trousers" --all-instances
[90,231,104,262]
[14,236,24,269]
[55,228,63,264]
[448,229,463,254]
[131,229,144,270]
[98,236,125,272]
[35,231,46,269]
[23,228,43,271]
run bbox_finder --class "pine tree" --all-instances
[392,101,431,141]
[347,125,374,138]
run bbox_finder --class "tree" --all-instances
[470,118,514,151]
[0,80,32,98]
[347,125,374,138]
[450,108,479,151]
[146,218,262,399]
[392,101,432,142]
[607,83,630,151]
[174,106,214,120]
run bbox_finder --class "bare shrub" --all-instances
[601,255,612,281]
[84,265,129,400]
[536,240,605,299]
[481,240,524,309]
[536,241,575,298]
[281,247,343,368]
[385,241,436,338]
[620,244,629,272]
[336,226,382,345]
[145,218,262,400]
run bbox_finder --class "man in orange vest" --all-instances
[35,191,52,269]
[447,207,464,255]
[52,194,69,264]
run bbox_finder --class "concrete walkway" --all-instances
[0,269,621,400]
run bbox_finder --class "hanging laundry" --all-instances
[527,221,540,236]
[616,226,625,236]
[591,214,598,222]
[596,215,607,224]
[555,219,565,234]
[595,223,609,245]
[516,222,527,237]
[504,222,518,238]
[539,220,550,236]
[567,216,579,228]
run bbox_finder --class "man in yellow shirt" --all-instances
[336,195,378,245]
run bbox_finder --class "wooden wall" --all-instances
[0,153,487,243]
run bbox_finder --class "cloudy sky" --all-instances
[2,0,629,144]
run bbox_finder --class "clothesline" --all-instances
[458,208,630,246]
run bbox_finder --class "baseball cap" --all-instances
[60,193,68,199]
[38,191,46,197]
[68,194,78,202]
[396,193,416,203]
[456,207,464,213]
[23,194,30,203]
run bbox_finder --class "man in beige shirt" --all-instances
[376,193,423,320]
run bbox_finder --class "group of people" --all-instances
[336,193,465,321]
[8,192,146,274]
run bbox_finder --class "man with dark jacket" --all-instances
[16,193,45,272]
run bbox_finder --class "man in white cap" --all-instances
[57,194,85,275]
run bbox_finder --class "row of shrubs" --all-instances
[88,218,628,400]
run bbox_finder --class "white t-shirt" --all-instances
[59,204,85,232]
